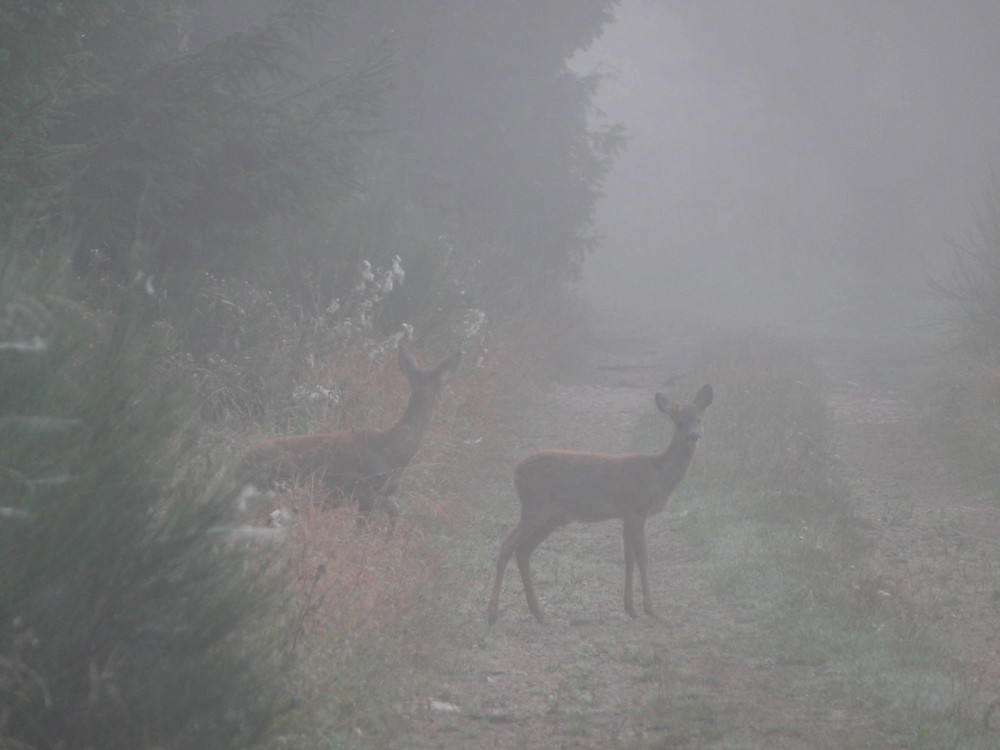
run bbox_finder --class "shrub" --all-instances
[928,175,1000,496]
[930,175,1000,360]
[0,290,291,750]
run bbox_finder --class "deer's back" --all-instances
[514,450,660,522]
[243,431,389,492]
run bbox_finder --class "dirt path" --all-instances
[399,333,1000,748]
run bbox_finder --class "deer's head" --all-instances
[655,384,713,444]
[398,345,461,402]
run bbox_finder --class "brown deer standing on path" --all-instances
[241,346,460,526]
[487,384,713,624]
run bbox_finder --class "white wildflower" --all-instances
[463,308,487,338]
[360,260,375,283]
[384,329,407,350]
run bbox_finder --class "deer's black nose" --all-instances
[686,432,701,443]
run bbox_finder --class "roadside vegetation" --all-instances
[928,177,1000,501]
[0,292,292,748]
[0,2,616,748]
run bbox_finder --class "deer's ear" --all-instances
[694,384,713,410]
[654,392,677,415]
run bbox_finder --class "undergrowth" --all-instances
[0,242,537,749]
[927,174,1000,503]
[0,292,292,750]
[245,311,541,748]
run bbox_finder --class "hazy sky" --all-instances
[578,0,1000,335]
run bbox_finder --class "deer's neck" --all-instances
[653,434,697,493]
[383,388,437,463]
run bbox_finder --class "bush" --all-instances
[928,176,1000,496]
[930,176,1000,360]
[0,289,291,750]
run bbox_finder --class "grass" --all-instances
[259,506,456,747]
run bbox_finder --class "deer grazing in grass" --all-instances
[241,346,460,526]
[487,384,713,624]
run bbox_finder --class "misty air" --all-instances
[2,2,1000,748]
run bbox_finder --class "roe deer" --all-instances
[487,384,713,624]
[241,345,460,526]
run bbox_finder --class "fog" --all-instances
[578,1,1000,339]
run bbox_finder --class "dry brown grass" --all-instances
[252,326,544,747]
[286,503,446,638]
[257,490,462,746]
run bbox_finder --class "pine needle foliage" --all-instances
[0,0,390,290]
[0,286,292,750]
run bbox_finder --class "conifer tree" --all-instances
[0,0,388,292]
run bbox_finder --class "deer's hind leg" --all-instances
[514,515,565,623]
[487,521,523,624]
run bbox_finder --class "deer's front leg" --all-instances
[630,515,658,618]
[623,513,641,618]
